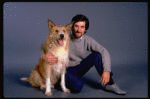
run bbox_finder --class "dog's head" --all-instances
[48,19,73,46]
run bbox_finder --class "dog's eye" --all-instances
[55,29,59,32]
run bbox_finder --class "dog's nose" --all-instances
[60,34,64,38]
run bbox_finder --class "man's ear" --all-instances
[65,21,74,32]
[48,19,55,29]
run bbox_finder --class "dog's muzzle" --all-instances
[57,33,65,46]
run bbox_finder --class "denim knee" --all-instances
[93,52,102,59]
[65,73,83,93]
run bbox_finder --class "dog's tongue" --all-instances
[58,40,63,45]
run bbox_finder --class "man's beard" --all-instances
[73,32,83,39]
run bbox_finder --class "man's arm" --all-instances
[85,35,112,85]
[86,35,111,85]
[38,43,58,64]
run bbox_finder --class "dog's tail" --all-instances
[20,77,30,82]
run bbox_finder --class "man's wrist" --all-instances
[103,71,110,73]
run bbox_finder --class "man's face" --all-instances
[72,21,86,39]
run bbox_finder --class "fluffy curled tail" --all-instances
[20,77,29,82]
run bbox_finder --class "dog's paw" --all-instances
[40,85,46,90]
[64,89,71,93]
[45,92,52,96]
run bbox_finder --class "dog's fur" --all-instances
[21,19,73,96]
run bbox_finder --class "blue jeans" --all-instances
[65,52,114,93]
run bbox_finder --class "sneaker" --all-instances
[105,83,127,95]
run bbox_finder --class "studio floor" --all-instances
[3,62,148,98]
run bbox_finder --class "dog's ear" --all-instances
[65,21,74,32]
[48,19,55,29]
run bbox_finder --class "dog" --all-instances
[21,19,73,96]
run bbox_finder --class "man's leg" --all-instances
[65,66,84,93]
[76,52,114,85]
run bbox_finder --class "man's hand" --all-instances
[42,53,58,65]
[100,71,110,86]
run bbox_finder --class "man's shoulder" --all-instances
[83,34,96,41]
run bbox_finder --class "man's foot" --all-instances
[105,83,127,95]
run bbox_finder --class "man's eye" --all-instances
[74,25,78,27]
[81,26,85,28]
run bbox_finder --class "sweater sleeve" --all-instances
[86,36,111,72]
[38,43,45,60]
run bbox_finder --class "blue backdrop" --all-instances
[4,2,147,67]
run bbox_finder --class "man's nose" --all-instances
[77,27,82,32]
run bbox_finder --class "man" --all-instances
[39,14,127,95]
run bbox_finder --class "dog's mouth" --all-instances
[57,39,64,46]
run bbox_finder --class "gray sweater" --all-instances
[39,33,111,72]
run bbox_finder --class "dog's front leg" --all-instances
[61,68,71,93]
[45,65,52,96]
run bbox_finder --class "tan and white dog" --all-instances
[21,19,73,96]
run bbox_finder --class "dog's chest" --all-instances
[51,51,68,74]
